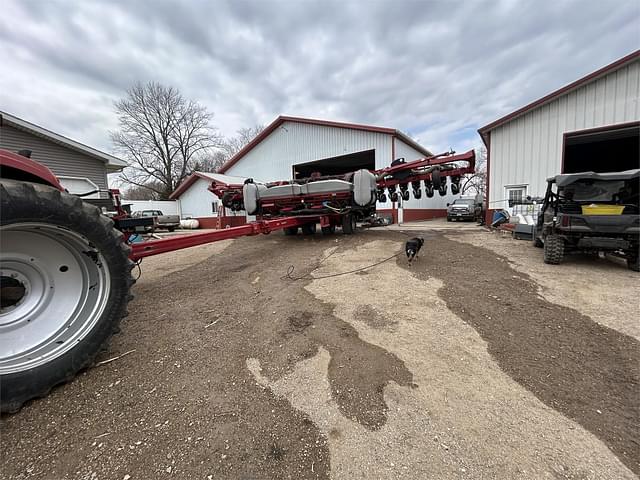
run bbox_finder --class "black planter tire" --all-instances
[543,235,565,264]
[0,180,134,413]
[627,255,639,272]
[284,226,298,236]
[321,224,336,235]
[342,214,356,234]
[301,223,317,235]
[431,169,442,189]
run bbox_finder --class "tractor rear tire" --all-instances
[342,214,356,234]
[0,180,134,413]
[543,235,565,264]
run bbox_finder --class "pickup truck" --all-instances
[447,195,484,222]
[132,210,180,232]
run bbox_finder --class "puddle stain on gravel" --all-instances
[405,234,640,475]
[281,309,414,430]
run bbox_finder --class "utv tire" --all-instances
[0,180,134,413]
[543,235,565,264]
[167,226,176,232]
[627,255,640,272]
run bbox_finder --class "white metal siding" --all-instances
[0,124,110,198]
[177,178,220,218]
[225,121,393,181]
[489,59,640,208]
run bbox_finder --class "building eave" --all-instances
[218,115,432,173]
[0,110,128,170]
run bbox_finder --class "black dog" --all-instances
[405,237,424,264]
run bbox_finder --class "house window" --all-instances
[211,201,219,214]
[506,186,527,206]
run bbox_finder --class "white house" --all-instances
[479,50,639,222]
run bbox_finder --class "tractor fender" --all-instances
[0,149,63,190]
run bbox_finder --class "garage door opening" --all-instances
[293,149,375,179]
[563,123,639,174]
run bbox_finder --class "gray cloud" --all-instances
[1,0,638,156]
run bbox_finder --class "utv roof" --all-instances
[548,169,640,187]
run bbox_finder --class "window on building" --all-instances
[506,186,527,206]
[211,201,219,214]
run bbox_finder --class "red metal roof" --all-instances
[218,115,431,173]
[478,49,640,145]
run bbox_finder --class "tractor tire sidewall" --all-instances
[543,235,565,264]
[0,180,133,413]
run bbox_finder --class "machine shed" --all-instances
[479,50,640,223]
[218,116,457,222]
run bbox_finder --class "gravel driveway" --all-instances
[2,222,638,479]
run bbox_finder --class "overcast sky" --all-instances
[1,0,638,157]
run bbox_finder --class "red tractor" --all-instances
[0,147,474,412]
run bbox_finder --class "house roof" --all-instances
[478,49,640,145]
[169,171,247,199]
[218,115,432,173]
[0,110,127,172]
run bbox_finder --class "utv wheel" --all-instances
[342,214,356,234]
[301,223,317,235]
[627,256,640,272]
[284,227,298,236]
[0,180,134,413]
[543,235,565,264]
[167,226,175,232]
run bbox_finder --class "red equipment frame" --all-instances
[0,148,476,262]
[129,215,326,260]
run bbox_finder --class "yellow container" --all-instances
[581,204,625,215]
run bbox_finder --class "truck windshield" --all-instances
[453,199,475,205]
[562,180,625,202]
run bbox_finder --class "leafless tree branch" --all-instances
[111,81,221,199]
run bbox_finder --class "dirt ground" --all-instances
[2,221,639,479]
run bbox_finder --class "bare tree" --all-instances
[122,183,163,200]
[111,82,222,199]
[461,146,487,197]
[195,125,264,172]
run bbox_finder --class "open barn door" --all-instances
[293,149,375,179]
[563,123,639,174]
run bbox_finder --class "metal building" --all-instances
[0,110,126,200]
[218,115,457,223]
[479,50,640,223]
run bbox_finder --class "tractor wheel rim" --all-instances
[0,223,111,374]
